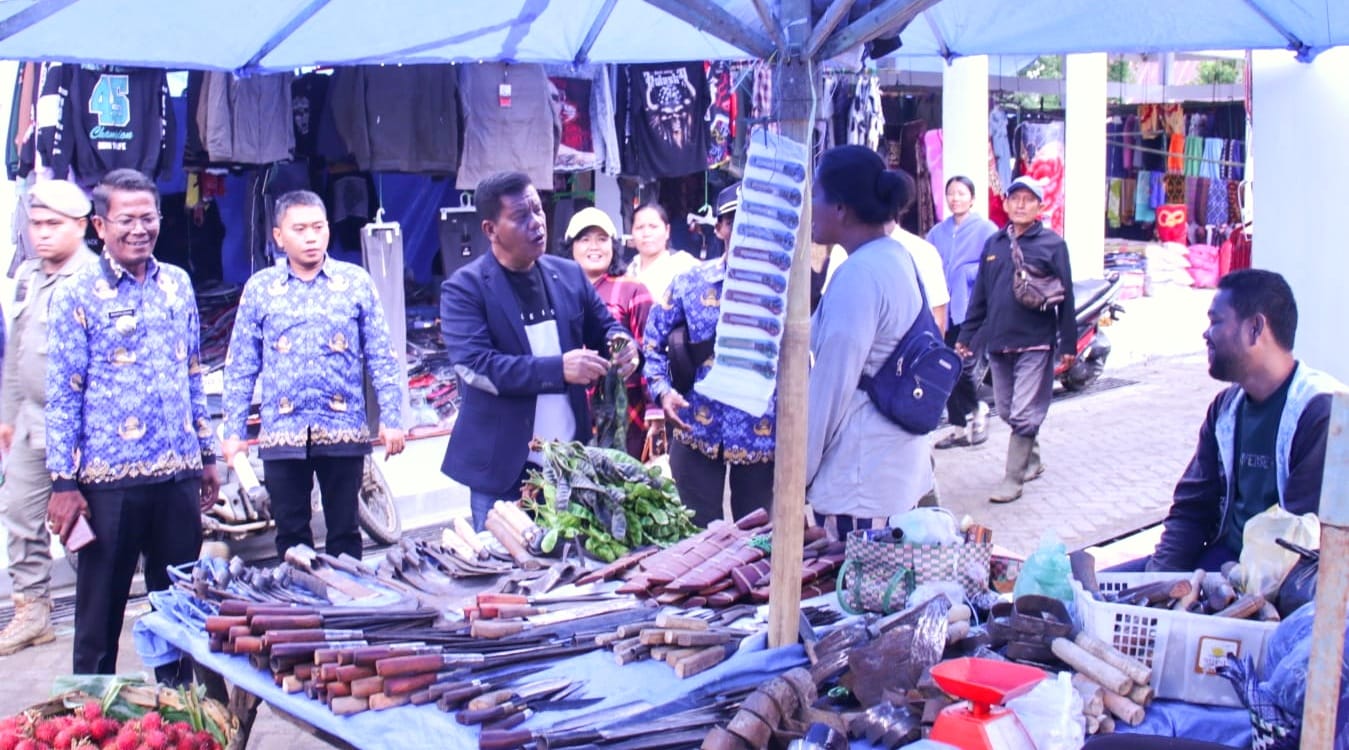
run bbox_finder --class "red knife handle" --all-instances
[437,683,488,708]
[457,702,515,725]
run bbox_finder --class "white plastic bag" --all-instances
[1238,505,1319,597]
[890,507,961,546]
[1005,671,1084,750]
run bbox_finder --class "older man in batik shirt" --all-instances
[46,169,218,675]
[222,190,404,562]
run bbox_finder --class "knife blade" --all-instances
[717,337,779,357]
[743,177,802,206]
[731,246,792,270]
[721,313,781,336]
[739,200,799,228]
[464,677,571,711]
[724,289,784,315]
[715,354,776,379]
[736,222,796,250]
[457,696,604,725]
[747,155,807,182]
[726,268,787,293]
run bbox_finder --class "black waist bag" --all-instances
[858,254,962,435]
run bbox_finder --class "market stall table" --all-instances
[140,609,809,750]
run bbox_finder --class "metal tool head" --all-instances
[511,677,573,702]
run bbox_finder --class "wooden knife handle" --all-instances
[368,692,410,711]
[409,688,437,706]
[376,653,447,677]
[457,702,514,725]
[494,604,541,619]
[452,517,485,556]
[466,689,513,712]
[485,515,532,566]
[471,618,527,640]
[674,645,730,678]
[436,683,487,708]
[205,615,247,634]
[329,696,368,716]
[250,614,324,633]
[477,729,534,750]
[349,676,385,699]
[382,671,438,696]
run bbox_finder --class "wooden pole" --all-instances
[766,0,815,650]
[1302,391,1349,748]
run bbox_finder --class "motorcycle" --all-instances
[1055,272,1127,391]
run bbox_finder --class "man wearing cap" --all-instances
[440,172,636,531]
[45,169,218,676]
[565,206,653,459]
[644,183,776,526]
[0,181,97,655]
[956,176,1075,503]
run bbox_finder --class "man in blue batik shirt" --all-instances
[45,169,219,675]
[221,190,405,561]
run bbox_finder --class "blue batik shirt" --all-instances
[643,260,775,464]
[46,255,214,491]
[222,256,403,460]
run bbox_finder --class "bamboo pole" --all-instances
[766,0,815,650]
[1302,392,1349,748]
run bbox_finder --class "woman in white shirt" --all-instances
[625,203,698,303]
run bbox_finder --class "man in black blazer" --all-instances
[440,172,637,529]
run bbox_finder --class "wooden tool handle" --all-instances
[1215,593,1265,619]
[439,526,478,561]
[1073,630,1152,686]
[335,665,376,683]
[673,631,735,647]
[368,693,410,711]
[436,683,486,708]
[232,636,264,654]
[409,688,437,706]
[494,604,541,619]
[452,517,486,556]
[466,689,515,712]
[205,615,248,634]
[655,613,709,630]
[457,702,515,725]
[1173,569,1206,611]
[250,614,324,633]
[382,672,439,696]
[485,514,532,566]
[471,618,527,640]
[1102,690,1145,726]
[674,645,730,678]
[376,653,447,677]
[1051,638,1133,695]
[349,676,385,699]
[329,696,369,716]
[478,730,534,750]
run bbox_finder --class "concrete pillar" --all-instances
[1252,47,1349,380]
[940,56,989,217]
[1064,53,1107,281]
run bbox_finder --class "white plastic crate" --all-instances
[1076,572,1278,708]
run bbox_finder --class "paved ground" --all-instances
[0,285,1219,748]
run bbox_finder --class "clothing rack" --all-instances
[1103,138,1244,169]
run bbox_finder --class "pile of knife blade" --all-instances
[616,509,845,608]
[179,548,420,609]
[592,606,757,676]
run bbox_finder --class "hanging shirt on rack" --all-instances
[290,72,329,161]
[36,63,168,186]
[457,63,552,189]
[198,71,295,165]
[848,75,884,151]
[330,65,458,176]
[620,62,709,179]
[549,75,597,173]
[705,61,735,169]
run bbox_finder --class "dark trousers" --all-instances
[75,477,202,674]
[944,323,985,427]
[988,349,1056,438]
[668,440,773,527]
[264,455,365,560]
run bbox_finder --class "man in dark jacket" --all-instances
[956,176,1075,503]
[439,172,637,530]
[1147,270,1341,571]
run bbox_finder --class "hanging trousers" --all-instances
[264,455,366,560]
[74,477,202,674]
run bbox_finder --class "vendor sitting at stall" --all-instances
[1143,270,1342,572]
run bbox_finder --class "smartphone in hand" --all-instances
[66,515,96,552]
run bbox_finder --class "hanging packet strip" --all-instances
[694,129,808,417]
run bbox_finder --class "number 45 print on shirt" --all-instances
[36,63,168,187]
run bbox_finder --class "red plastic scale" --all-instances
[928,658,1046,750]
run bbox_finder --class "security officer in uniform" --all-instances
[0,180,98,655]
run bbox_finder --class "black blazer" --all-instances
[439,253,623,495]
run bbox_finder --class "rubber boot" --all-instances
[990,434,1034,503]
[1023,438,1045,481]
[968,402,990,446]
[0,594,55,656]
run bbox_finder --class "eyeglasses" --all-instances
[108,215,162,230]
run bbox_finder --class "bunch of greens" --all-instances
[524,440,697,562]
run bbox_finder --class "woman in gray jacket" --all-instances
[806,146,934,538]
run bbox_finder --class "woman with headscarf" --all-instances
[566,207,652,459]
[806,145,934,537]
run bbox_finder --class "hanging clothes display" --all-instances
[847,74,884,151]
[327,65,458,176]
[618,61,709,179]
[924,129,944,223]
[544,63,622,175]
[1017,119,1066,234]
[290,72,329,161]
[36,63,169,186]
[457,63,553,189]
[197,71,295,165]
[751,62,774,131]
[705,61,735,169]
